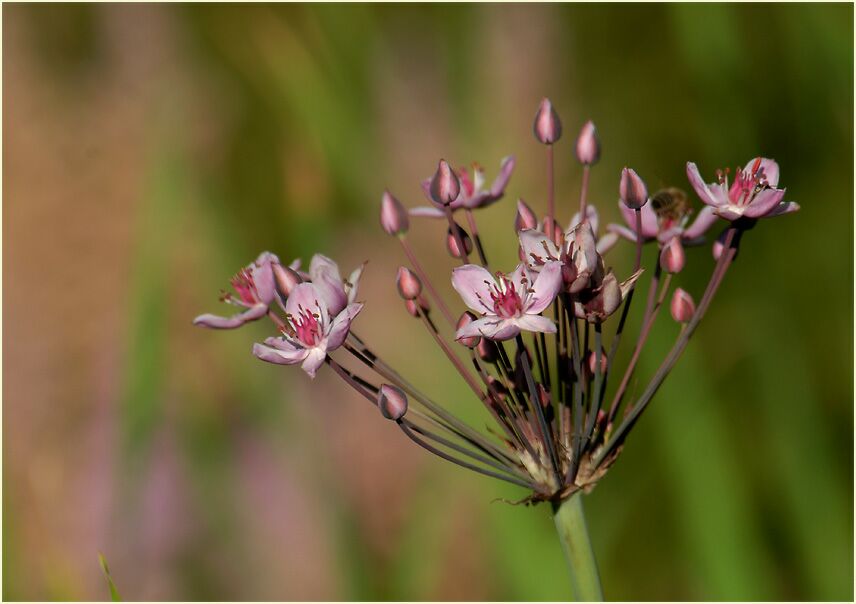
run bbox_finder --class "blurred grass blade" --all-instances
[98,554,122,602]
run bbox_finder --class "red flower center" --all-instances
[490,275,525,319]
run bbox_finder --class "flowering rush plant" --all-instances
[194,98,798,600]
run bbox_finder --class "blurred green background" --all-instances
[3,3,853,601]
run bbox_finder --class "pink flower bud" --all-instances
[533,98,562,145]
[405,296,430,318]
[380,190,409,236]
[670,288,696,323]
[587,347,608,375]
[378,384,408,420]
[619,167,648,210]
[429,159,460,205]
[446,224,473,258]
[575,120,600,166]
[273,263,302,297]
[456,312,480,348]
[660,237,685,274]
[515,199,538,232]
[396,266,422,300]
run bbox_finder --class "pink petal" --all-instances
[764,201,800,217]
[472,317,521,341]
[606,223,638,242]
[301,348,327,378]
[569,205,599,236]
[596,232,619,255]
[451,264,498,314]
[514,314,557,334]
[508,263,532,294]
[715,206,745,221]
[326,303,363,351]
[252,342,308,365]
[744,187,786,218]
[409,206,446,219]
[346,263,365,304]
[193,304,268,329]
[309,254,347,315]
[686,162,722,208]
[488,155,515,197]
[518,229,561,271]
[618,200,658,238]
[285,283,328,327]
[252,252,279,304]
[744,157,779,188]
[682,206,719,239]
[525,261,562,314]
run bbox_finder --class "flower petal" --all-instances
[408,206,446,219]
[346,263,365,304]
[326,303,363,351]
[285,283,328,328]
[459,316,520,341]
[619,200,658,238]
[309,254,347,315]
[596,232,619,255]
[764,201,800,217]
[686,162,722,207]
[451,264,498,314]
[569,204,599,235]
[252,342,308,365]
[193,304,268,329]
[252,252,279,304]
[682,205,719,240]
[519,228,561,271]
[301,347,327,378]
[525,261,562,314]
[744,187,786,218]
[744,157,779,188]
[488,155,515,197]
[606,223,638,242]
[514,314,557,334]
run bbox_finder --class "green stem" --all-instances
[552,495,604,601]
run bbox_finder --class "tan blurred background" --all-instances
[3,3,853,601]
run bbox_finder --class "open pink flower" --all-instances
[518,221,605,293]
[252,282,363,378]
[194,252,282,329]
[410,156,516,218]
[452,262,561,341]
[686,157,799,221]
[604,198,718,253]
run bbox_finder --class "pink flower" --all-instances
[410,156,516,218]
[686,157,799,221]
[306,254,364,316]
[518,220,605,293]
[451,262,562,341]
[193,252,282,329]
[252,282,363,378]
[604,196,718,252]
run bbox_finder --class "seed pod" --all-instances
[456,311,480,348]
[660,237,686,274]
[380,190,409,236]
[396,266,422,300]
[575,120,600,166]
[429,159,460,205]
[619,167,648,210]
[533,98,562,145]
[378,384,408,420]
[670,288,696,323]
[446,224,474,258]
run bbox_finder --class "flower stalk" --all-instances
[553,494,604,602]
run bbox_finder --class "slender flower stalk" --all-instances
[193,99,798,599]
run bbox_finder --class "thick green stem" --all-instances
[553,495,604,601]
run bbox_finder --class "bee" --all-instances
[650,187,692,225]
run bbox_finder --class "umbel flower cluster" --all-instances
[195,99,798,504]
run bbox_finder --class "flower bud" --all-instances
[477,337,498,363]
[587,347,608,375]
[380,190,409,236]
[619,167,648,210]
[660,237,685,274]
[515,199,538,232]
[670,288,696,323]
[456,311,480,348]
[378,384,408,420]
[533,98,562,145]
[446,224,473,258]
[273,263,302,297]
[396,266,422,300]
[575,120,600,166]
[429,159,460,205]
[405,296,430,318]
